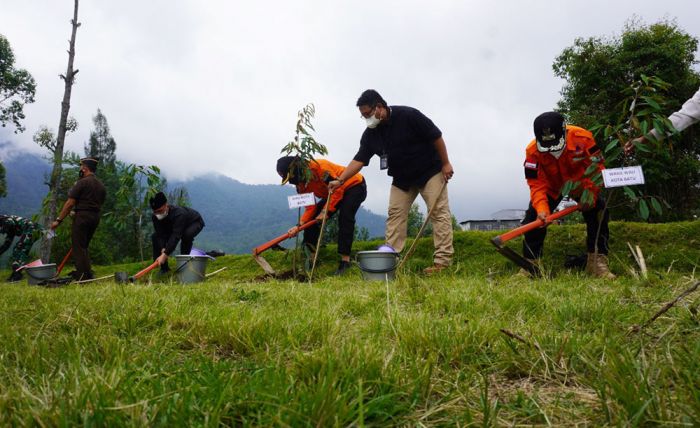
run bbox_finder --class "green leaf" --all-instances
[633,141,651,153]
[561,181,574,196]
[581,189,594,206]
[639,199,649,220]
[650,197,662,215]
[584,163,598,176]
[605,139,618,152]
[606,147,622,161]
[642,96,660,110]
[623,186,636,200]
[590,124,604,134]
[640,120,648,136]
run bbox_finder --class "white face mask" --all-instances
[365,115,381,129]
[549,148,564,159]
[155,211,168,220]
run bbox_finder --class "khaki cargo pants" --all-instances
[385,172,454,266]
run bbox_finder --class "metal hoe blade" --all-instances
[254,254,276,276]
[491,237,541,276]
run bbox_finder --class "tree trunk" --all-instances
[40,0,80,262]
[138,212,145,261]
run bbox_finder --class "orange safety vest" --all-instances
[523,125,605,215]
[296,159,364,224]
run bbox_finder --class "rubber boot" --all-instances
[333,260,351,276]
[159,263,170,274]
[8,264,22,282]
[585,253,616,279]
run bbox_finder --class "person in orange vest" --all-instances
[522,111,615,279]
[277,156,367,275]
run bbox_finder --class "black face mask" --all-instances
[78,170,85,179]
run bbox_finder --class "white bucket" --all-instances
[25,263,57,285]
[175,255,209,284]
[356,250,399,281]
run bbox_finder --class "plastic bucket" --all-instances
[25,263,57,285]
[356,251,399,281]
[175,255,209,284]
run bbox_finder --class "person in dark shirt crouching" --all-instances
[149,192,205,273]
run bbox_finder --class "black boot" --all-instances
[8,264,22,282]
[70,271,93,281]
[333,260,351,276]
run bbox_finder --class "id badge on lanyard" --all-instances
[380,154,388,170]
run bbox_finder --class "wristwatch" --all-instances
[55,217,63,223]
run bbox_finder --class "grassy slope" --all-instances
[0,221,699,426]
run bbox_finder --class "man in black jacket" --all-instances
[149,192,205,273]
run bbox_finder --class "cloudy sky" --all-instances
[1,1,698,221]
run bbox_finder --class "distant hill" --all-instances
[175,174,385,254]
[0,148,386,254]
[0,143,51,218]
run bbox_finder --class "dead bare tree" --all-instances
[40,0,81,262]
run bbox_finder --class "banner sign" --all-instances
[602,166,645,188]
[288,193,316,209]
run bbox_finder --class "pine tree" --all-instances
[84,109,116,165]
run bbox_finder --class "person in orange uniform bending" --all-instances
[522,111,615,279]
[276,156,367,275]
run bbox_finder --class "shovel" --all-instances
[115,260,160,283]
[491,204,580,275]
[252,219,319,275]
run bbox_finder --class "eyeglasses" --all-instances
[360,106,377,119]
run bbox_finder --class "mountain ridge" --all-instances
[0,148,386,254]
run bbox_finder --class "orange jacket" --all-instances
[297,159,364,224]
[524,125,605,215]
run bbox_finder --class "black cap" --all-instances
[533,111,566,152]
[80,157,99,172]
[149,191,167,210]
[276,156,304,185]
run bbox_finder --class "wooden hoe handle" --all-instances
[252,219,319,256]
[492,204,580,246]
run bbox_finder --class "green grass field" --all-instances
[1,221,699,426]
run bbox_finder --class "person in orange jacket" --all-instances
[522,111,615,278]
[277,156,367,275]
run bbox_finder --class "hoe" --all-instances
[252,219,319,275]
[491,204,580,276]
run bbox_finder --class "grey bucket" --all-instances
[175,255,209,284]
[25,263,57,285]
[356,251,399,281]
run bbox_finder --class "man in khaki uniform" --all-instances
[329,89,454,274]
[51,157,106,280]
